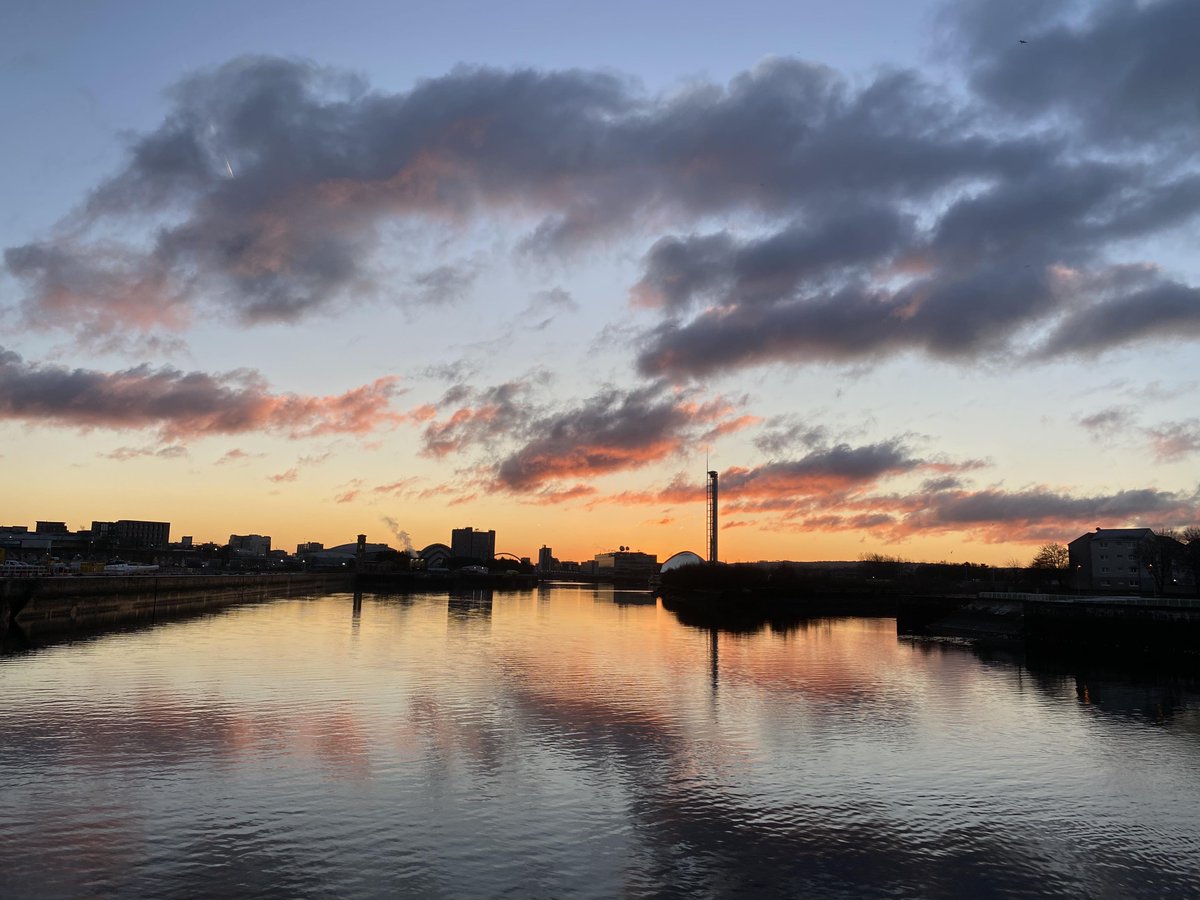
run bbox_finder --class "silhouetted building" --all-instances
[36,521,70,535]
[419,543,452,569]
[594,550,658,581]
[112,520,170,549]
[1069,528,1154,592]
[306,541,392,567]
[296,541,324,555]
[538,546,555,572]
[661,550,704,573]
[451,527,496,561]
[229,534,272,557]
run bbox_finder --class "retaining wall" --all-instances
[2,573,355,639]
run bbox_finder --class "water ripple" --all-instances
[2,591,1199,897]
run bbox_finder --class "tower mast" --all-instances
[706,469,719,564]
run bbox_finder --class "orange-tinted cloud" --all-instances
[0,346,403,441]
[494,384,751,491]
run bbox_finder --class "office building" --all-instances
[451,527,496,561]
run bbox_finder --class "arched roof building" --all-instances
[660,550,705,572]
[419,543,452,568]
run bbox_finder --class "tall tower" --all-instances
[706,470,719,564]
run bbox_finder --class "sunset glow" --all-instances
[3,0,1199,564]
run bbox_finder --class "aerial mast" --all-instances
[706,469,719,564]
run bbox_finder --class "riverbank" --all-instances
[2,572,355,640]
[660,587,1200,657]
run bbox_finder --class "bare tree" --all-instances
[1181,526,1200,598]
[1030,543,1068,570]
[1134,529,1183,596]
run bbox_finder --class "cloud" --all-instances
[0,345,403,440]
[407,262,478,307]
[334,478,364,504]
[522,483,599,505]
[493,383,752,491]
[1077,406,1134,440]
[373,477,421,496]
[1146,420,1200,462]
[890,485,1200,542]
[632,203,914,313]
[526,287,579,315]
[636,181,1200,378]
[1038,276,1200,358]
[0,55,1070,343]
[720,439,959,499]
[214,448,259,465]
[296,449,333,466]
[953,0,1200,149]
[420,380,533,458]
[730,476,1199,545]
[269,468,298,483]
[753,420,829,456]
[6,4,1199,382]
[101,444,188,461]
[590,435,1192,545]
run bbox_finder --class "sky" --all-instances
[2,0,1199,565]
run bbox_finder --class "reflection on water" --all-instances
[2,585,1199,898]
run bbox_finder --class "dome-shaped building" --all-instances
[660,550,705,572]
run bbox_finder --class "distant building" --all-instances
[112,520,170,549]
[296,541,324,555]
[35,521,70,534]
[419,543,452,569]
[1069,528,1154,593]
[594,550,658,581]
[229,534,272,557]
[538,546,555,572]
[305,541,393,567]
[451,527,496,561]
[660,550,705,573]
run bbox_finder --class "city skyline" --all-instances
[3,0,1200,565]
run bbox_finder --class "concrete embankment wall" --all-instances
[2,573,355,639]
[899,592,1200,653]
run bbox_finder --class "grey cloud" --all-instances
[634,204,913,312]
[919,475,964,493]
[722,440,927,495]
[1039,278,1200,358]
[525,287,579,315]
[956,0,1200,148]
[752,419,829,456]
[913,486,1197,528]
[637,155,1200,378]
[3,54,1044,339]
[6,7,1199,382]
[493,383,701,490]
[637,263,1061,377]
[408,263,478,307]
[1077,406,1134,439]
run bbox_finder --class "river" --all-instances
[2,585,1199,898]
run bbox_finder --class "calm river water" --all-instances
[2,585,1199,898]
